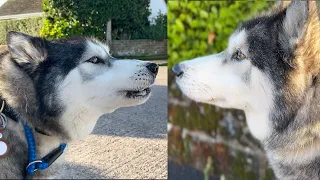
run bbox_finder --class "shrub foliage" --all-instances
[168,1,270,67]
[41,0,151,40]
[0,17,43,45]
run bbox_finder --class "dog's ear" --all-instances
[6,31,47,73]
[282,1,308,41]
[279,1,309,67]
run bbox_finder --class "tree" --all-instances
[144,11,167,40]
[41,0,151,40]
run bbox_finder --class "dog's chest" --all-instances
[34,134,66,177]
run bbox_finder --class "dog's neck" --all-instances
[244,109,272,141]
[36,131,65,158]
[59,97,115,140]
[59,104,107,140]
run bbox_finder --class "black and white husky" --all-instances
[0,31,158,178]
[173,1,320,179]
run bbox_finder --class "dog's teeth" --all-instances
[141,91,147,96]
[136,90,147,96]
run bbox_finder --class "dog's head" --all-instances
[173,1,320,139]
[6,31,158,139]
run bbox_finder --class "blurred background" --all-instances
[168,1,276,180]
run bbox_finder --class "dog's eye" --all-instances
[232,50,246,61]
[86,56,104,64]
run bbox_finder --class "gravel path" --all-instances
[55,66,168,179]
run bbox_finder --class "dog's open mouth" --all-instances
[125,88,151,98]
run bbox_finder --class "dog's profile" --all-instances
[0,31,158,178]
[173,1,320,179]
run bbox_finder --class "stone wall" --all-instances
[110,39,167,57]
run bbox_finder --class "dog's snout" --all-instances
[146,63,159,76]
[172,64,184,78]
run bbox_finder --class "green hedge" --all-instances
[41,0,151,40]
[0,17,44,45]
[168,1,271,67]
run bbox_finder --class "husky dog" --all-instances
[0,31,158,178]
[173,1,320,179]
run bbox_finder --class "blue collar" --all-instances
[0,99,67,179]
[22,123,67,179]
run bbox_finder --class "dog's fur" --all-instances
[0,32,157,178]
[174,1,320,179]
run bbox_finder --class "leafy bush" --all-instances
[168,1,271,67]
[41,0,151,40]
[0,17,44,45]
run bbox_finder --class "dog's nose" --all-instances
[146,63,159,76]
[172,64,184,77]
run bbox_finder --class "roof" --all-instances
[0,0,42,17]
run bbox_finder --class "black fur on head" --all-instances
[238,1,311,132]
[6,31,88,139]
